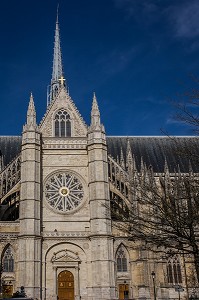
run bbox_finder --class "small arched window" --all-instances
[3,246,14,272]
[167,256,182,284]
[116,245,127,272]
[54,109,71,137]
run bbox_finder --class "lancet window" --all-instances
[54,109,71,137]
[2,246,14,272]
[116,245,128,272]
[167,256,182,284]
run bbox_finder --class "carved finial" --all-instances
[92,92,99,111]
[164,157,169,174]
[120,147,125,169]
[140,157,144,173]
[126,138,133,168]
[132,154,137,172]
[188,160,193,175]
[90,92,101,129]
[0,150,3,172]
[27,93,36,127]
[148,164,155,185]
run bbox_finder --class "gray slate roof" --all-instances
[107,136,199,173]
[0,136,22,168]
[0,136,198,173]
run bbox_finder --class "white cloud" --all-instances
[96,46,140,76]
[166,118,183,125]
[114,0,199,40]
[113,0,158,19]
[167,1,199,39]
[113,0,136,15]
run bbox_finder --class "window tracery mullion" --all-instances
[48,181,60,189]
[3,246,14,272]
[47,193,59,201]
[67,175,74,188]
[54,195,63,209]
[54,109,71,137]
[116,246,127,272]
[69,193,81,202]
[166,257,182,284]
[54,175,62,187]
[66,196,76,209]
[72,190,83,194]
[69,182,80,190]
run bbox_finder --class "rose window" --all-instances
[45,172,84,212]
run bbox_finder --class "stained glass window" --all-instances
[167,256,182,284]
[3,246,14,272]
[116,246,127,272]
[54,110,71,137]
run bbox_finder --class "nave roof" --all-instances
[107,136,199,173]
[0,135,199,173]
[0,136,21,168]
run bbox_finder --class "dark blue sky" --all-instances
[0,0,199,136]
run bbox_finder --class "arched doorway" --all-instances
[119,284,129,299]
[58,270,74,300]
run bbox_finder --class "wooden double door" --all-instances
[58,270,74,300]
[119,284,129,299]
[2,285,13,298]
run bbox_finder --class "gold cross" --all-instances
[59,76,65,86]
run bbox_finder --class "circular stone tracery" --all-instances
[45,172,84,212]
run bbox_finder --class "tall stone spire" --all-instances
[49,9,65,105]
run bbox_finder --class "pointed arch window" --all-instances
[54,109,71,137]
[3,246,14,272]
[116,246,128,272]
[167,256,182,284]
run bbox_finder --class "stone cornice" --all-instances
[42,137,87,150]
[43,231,89,238]
[0,222,19,226]
[0,233,18,239]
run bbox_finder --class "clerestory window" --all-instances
[54,109,71,137]
[116,246,128,272]
[167,256,182,284]
[3,246,14,272]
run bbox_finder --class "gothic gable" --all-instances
[39,88,87,137]
[51,249,81,263]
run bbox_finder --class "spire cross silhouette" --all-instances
[59,76,65,86]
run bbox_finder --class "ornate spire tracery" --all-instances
[48,10,65,105]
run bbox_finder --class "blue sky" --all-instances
[0,0,199,136]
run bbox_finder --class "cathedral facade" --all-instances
[0,15,198,300]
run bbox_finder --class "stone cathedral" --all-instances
[0,15,199,300]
